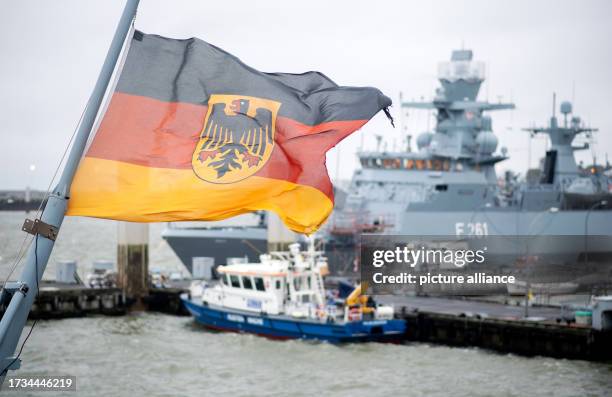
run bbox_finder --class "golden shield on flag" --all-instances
[192,94,281,184]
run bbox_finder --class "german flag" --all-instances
[67,31,391,233]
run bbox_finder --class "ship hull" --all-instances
[397,210,612,268]
[399,209,612,237]
[325,209,612,282]
[182,296,406,343]
[162,227,267,273]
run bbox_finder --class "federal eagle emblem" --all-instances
[192,94,281,183]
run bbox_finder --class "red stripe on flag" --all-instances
[86,92,367,199]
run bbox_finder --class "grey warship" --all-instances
[325,49,612,281]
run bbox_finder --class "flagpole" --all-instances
[0,0,140,381]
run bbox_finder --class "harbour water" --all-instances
[2,212,612,396]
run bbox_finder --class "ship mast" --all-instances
[522,95,597,185]
[401,50,514,162]
[0,0,140,382]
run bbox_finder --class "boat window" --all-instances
[293,277,302,291]
[405,159,414,169]
[242,276,253,289]
[301,294,310,303]
[416,160,424,170]
[254,277,265,291]
[230,275,241,288]
[275,280,281,289]
[220,274,228,285]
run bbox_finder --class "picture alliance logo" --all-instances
[371,246,488,268]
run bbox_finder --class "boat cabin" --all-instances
[201,245,328,317]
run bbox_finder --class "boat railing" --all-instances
[343,306,363,322]
[328,211,395,236]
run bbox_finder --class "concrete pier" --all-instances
[117,222,149,309]
[0,282,127,320]
[3,276,610,361]
[381,295,612,362]
[145,280,191,316]
[0,281,188,319]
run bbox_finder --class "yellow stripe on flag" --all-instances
[67,157,332,234]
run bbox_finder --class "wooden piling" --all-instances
[117,222,149,310]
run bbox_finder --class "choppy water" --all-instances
[1,212,612,396]
[0,211,183,281]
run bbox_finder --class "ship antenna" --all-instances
[359,128,365,151]
[486,64,490,102]
[399,91,404,134]
[552,92,556,119]
[241,239,263,255]
[335,145,341,185]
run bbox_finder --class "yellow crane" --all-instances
[345,283,375,314]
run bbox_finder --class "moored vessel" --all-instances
[162,213,268,274]
[181,242,405,342]
[324,49,612,286]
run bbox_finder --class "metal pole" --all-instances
[0,0,140,380]
[523,207,555,318]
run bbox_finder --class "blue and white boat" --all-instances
[181,242,406,343]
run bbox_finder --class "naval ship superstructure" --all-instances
[325,49,612,281]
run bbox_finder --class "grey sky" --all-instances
[1,0,611,190]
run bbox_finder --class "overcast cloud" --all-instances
[1,0,611,190]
